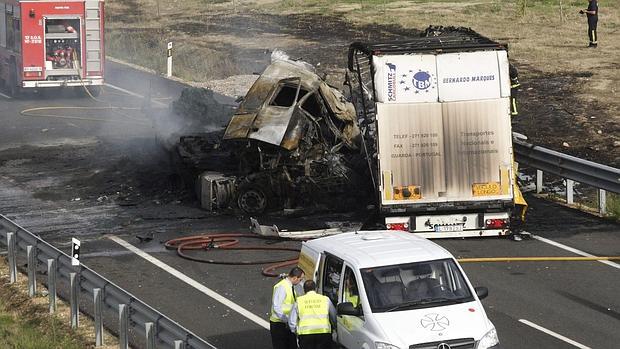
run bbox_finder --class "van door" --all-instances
[319,253,343,307]
[337,264,365,349]
[298,244,321,281]
[317,253,343,343]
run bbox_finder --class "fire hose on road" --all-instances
[164,234,300,277]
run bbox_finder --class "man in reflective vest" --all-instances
[270,267,305,349]
[509,63,520,117]
[289,280,336,349]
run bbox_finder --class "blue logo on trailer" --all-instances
[412,71,432,90]
[386,63,398,101]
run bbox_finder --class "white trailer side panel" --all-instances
[436,51,501,102]
[372,54,438,103]
[497,50,511,98]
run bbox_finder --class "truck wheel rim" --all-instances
[238,189,266,214]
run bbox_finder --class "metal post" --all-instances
[27,245,36,297]
[145,322,155,349]
[166,42,173,77]
[566,179,574,204]
[94,288,104,346]
[7,232,16,283]
[599,189,607,215]
[70,272,79,328]
[536,170,543,193]
[47,259,56,313]
[174,340,186,349]
[119,304,129,349]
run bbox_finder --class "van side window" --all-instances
[343,267,360,309]
[322,255,343,306]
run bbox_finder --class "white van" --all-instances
[298,231,501,349]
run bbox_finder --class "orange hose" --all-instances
[164,234,300,277]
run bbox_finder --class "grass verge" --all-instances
[606,192,620,219]
[0,258,117,349]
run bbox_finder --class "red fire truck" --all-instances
[0,0,104,96]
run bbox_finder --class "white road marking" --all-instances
[104,83,167,107]
[519,319,591,349]
[0,91,12,99]
[107,235,270,330]
[533,235,620,270]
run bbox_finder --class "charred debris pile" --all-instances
[164,52,372,216]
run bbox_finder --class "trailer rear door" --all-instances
[373,51,514,207]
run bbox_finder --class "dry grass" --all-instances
[262,0,619,114]
[105,0,618,114]
[0,258,118,349]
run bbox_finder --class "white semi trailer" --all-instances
[348,28,523,238]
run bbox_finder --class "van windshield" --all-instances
[360,258,474,313]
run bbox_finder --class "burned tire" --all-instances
[237,185,269,215]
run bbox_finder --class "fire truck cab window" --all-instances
[270,84,308,107]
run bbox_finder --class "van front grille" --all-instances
[410,337,476,349]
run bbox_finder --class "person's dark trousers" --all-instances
[588,19,598,46]
[298,333,332,349]
[270,321,297,349]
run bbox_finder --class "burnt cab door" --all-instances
[224,77,308,150]
[246,77,308,149]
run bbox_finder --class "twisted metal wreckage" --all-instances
[174,53,372,215]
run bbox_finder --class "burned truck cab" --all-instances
[221,58,364,214]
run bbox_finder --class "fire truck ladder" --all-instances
[84,1,102,75]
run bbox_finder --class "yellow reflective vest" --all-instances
[344,289,359,308]
[296,291,331,335]
[270,278,295,323]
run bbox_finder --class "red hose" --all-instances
[164,234,300,277]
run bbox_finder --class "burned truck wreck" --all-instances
[174,55,371,214]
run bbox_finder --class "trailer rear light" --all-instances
[485,219,508,229]
[386,223,409,231]
[23,71,42,78]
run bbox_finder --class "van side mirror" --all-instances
[475,286,489,300]
[337,302,362,316]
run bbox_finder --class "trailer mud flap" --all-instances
[513,162,528,221]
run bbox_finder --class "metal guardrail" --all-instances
[0,214,217,349]
[513,137,620,214]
